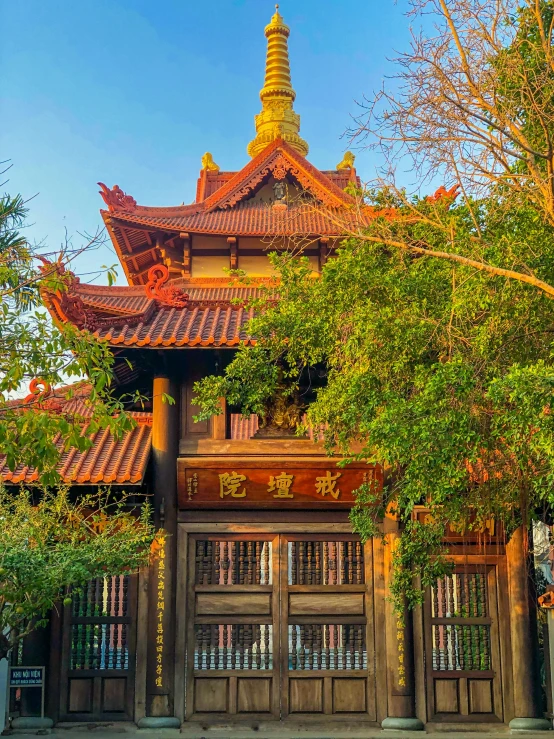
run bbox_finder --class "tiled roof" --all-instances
[99,139,367,285]
[94,302,256,347]
[109,201,360,237]
[81,282,269,310]
[0,384,152,485]
[59,280,264,348]
[0,419,152,485]
[77,285,151,314]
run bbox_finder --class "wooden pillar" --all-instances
[381,517,424,731]
[227,237,238,270]
[139,375,181,729]
[506,526,550,730]
[318,237,329,271]
[180,233,191,279]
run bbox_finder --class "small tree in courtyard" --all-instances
[0,486,156,661]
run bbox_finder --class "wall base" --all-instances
[11,717,53,733]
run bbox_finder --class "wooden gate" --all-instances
[424,565,504,722]
[185,533,375,723]
[59,575,137,721]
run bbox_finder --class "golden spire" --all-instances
[247,5,309,158]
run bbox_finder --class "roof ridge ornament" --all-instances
[145,264,189,308]
[247,7,308,158]
[336,151,356,171]
[201,152,220,172]
[98,182,137,213]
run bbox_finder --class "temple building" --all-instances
[1,6,549,734]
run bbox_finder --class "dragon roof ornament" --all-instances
[98,182,137,213]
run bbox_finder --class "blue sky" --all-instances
[1,0,412,284]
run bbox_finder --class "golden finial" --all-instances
[247,7,308,158]
[201,152,219,171]
[336,151,356,170]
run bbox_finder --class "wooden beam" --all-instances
[120,227,134,255]
[211,397,226,440]
[121,244,156,262]
[134,260,160,281]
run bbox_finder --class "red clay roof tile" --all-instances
[94,303,255,348]
[0,417,151,485]
[0,385,152,485]
[108,201,359,237]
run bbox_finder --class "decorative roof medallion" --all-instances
[144,264,189,308]
[271,154,288,181]
[98,182,137,212]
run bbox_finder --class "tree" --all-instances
[192,0,554,610]
[332,0,554,297]
[0,187,137,484]
[0,486,156,660]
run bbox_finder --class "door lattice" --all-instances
[60,575,137,721]
[186,533,375,721]
[426,566,502,720]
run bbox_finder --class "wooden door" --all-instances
[425,565,503,722]
[185,533,375,723]
[280,535,376,721]
[59,575,137,721]
[186,535,280,720]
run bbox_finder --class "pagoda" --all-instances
[1,7,546,734]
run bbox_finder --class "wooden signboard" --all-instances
[177,460,382,509]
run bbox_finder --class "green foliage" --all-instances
[390,522,454,613]
[0,485,156,659]
[194,198,554,610]
[0,191,136,483]
[194,1,554,613]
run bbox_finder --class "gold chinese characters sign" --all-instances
[150,532,167,691]
[177,463,382,509]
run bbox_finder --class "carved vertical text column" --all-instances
[381,516,424,731]
[140,375,180,728]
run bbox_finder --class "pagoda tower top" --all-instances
[247,5,309,159]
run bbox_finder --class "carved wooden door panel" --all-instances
[424,565,503,722]
[59,575,137,721]
[185,533,375,723]
[186,535,280,720]
[280,535,376,720]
